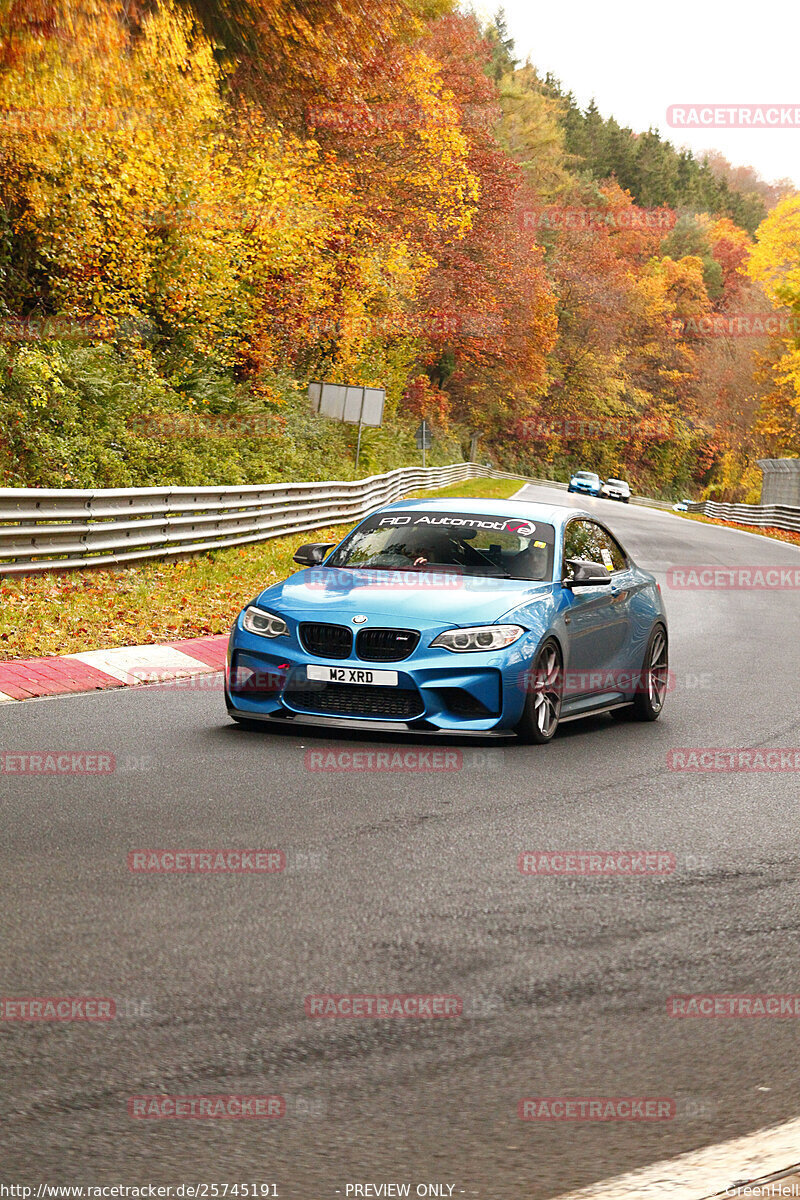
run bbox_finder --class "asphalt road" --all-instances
[2,484,800,1198]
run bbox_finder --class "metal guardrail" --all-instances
[0,463,687,576]
[686,499,800,534]
[631,496,675,511]
[0,463,541,576]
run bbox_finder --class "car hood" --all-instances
[254,567,554,627]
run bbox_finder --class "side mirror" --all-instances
[293,542,335,566]
[564,558,612,588]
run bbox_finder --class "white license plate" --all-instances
[306,665,398,686]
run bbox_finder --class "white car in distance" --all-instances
[600,477,631,502]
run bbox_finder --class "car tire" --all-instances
[516,638,563,744]
[613,624,668,723]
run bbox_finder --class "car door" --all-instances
[560,519,633,697]
[591,521,637,668]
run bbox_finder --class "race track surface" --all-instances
[2,485,799,1197]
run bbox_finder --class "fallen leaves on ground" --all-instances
[2,479,521,660]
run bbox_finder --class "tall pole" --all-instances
[422,419,427,469]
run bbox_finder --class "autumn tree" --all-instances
[746,194,800,455]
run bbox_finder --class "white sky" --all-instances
[476,0,800,189]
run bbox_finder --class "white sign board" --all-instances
[360,388,385,427]
[342,386,365,423]
[308,382,385,428]
[318,383,347,421]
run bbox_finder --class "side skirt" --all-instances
[558,700,633,724]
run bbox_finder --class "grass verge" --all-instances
[407,477,523,501]
[2,477,522,661]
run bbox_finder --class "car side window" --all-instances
[599,528,628,571]
[562,520,627,578]
[562,520,595,579]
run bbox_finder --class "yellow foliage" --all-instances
[0,0,477,385]
[746,194,800,428]
[747,194,800,308]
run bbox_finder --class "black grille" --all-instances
[356,627,420,662]
[299,622,352,659]
[287,683,424,719]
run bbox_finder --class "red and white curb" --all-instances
[0,635,228,702]
[552,1115,800,1198]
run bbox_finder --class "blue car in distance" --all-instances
[226,498,668,742]
[568,470,603,497]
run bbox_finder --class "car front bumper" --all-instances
[226,627,536,732]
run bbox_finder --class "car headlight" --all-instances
[242,606,289,638]
[430,624,525,652]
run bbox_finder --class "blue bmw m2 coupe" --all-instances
[225,498,668,742]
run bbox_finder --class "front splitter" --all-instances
[226,707,515,738]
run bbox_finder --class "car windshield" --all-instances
[606,479,626,487]
[575,472,597,480]
[326,510,556,581]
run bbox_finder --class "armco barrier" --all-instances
[0,466,682,576]
[686,499,800,534]
[0,464,537,576]
[631,496,675,511]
